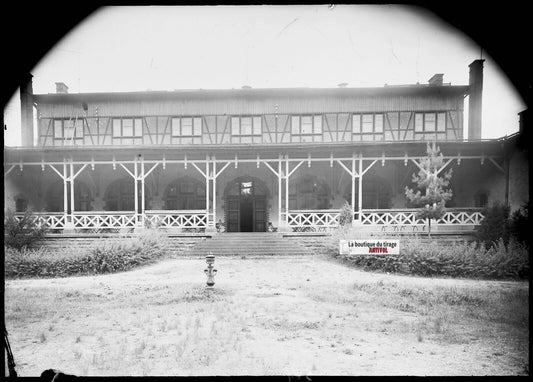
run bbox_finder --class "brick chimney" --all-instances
[20,74,34,146]
[55,82,69,94]
[428,73,443,86]
[468,59,485,140]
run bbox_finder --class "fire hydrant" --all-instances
[204,254,217,288]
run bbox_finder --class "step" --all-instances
[184,232,311,257]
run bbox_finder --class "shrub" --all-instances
[4,209,47,250]
[509,203,529,248]
[326,229,528,280]
[4,229,170,279]
[476,202,511,249]
[338,202,354,227]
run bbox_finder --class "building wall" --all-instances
[35,91,465,147]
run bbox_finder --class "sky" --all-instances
[3,4,526,146]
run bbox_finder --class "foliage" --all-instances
[338,201,354,227]
[4,229,170,279]
[509,203,529,248]
[405,142,453,234]
[324,228,528,280]
[476,202,511,248]
[4,209,47,250]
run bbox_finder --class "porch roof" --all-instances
[4,138,511,164]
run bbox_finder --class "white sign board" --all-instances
[339,239,400,255]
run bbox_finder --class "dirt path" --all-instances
[4,254,529,376]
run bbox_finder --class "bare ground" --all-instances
[4,254,529,376]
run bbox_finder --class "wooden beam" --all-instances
[47,164,66,180]
[191,163,207,179]
[288,160,304,178]
[215,162,231,179]
[488,157,505,174]
[119,163,136,179]
[71,163,89,181]
[361,160,378,177]
[142,162,160,179]
[335,159,355,177]
[436,158,454,176]
[262,161,280,177]
[4,165,15,177]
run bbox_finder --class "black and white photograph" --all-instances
[3,3,529,377]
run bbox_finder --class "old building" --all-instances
[3,60,528,234]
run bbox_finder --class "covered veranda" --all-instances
[4,141,506,234]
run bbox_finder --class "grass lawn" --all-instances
[4,253,529,376]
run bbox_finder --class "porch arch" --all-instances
[163,176,206,210]
[289,174,331,209]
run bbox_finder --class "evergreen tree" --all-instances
[405,142,453,236]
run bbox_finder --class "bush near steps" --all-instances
[326,233,529,280]
[4,230,170,279]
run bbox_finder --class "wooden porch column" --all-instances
[141,156,145,226]
[351,153,356,217]
[285,154,289,224]
[278,154,282,226]
[134,156,139,224]
[358,153,363,221]
[205,155,214,230]
[63,160,68,219]
[69,160,75,217]
[212,156,217,226]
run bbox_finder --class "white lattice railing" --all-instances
[361,209,425,225]
[360,209,485,227]
[144,210,208,229]
[15,212,66,229]
[287,210,341,232]
[286,208,485,232]
[436,211,485,225]
[72,212,136,231]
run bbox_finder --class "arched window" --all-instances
[344,176,392,210]
[289,175,330,209]
[164,177,206,210]
[46,181,92,212]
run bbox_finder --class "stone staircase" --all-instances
[185,232,310,257]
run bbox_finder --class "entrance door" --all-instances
[224,178,268,232]
[240,200,254,232]
[253,197,267,232]
[226,197,240,232]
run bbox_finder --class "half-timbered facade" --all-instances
[4,60,529,234]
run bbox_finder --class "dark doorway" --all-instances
[224,177,269,232]
[240,200,254,232]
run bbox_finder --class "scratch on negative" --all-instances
[276,18,299,38]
